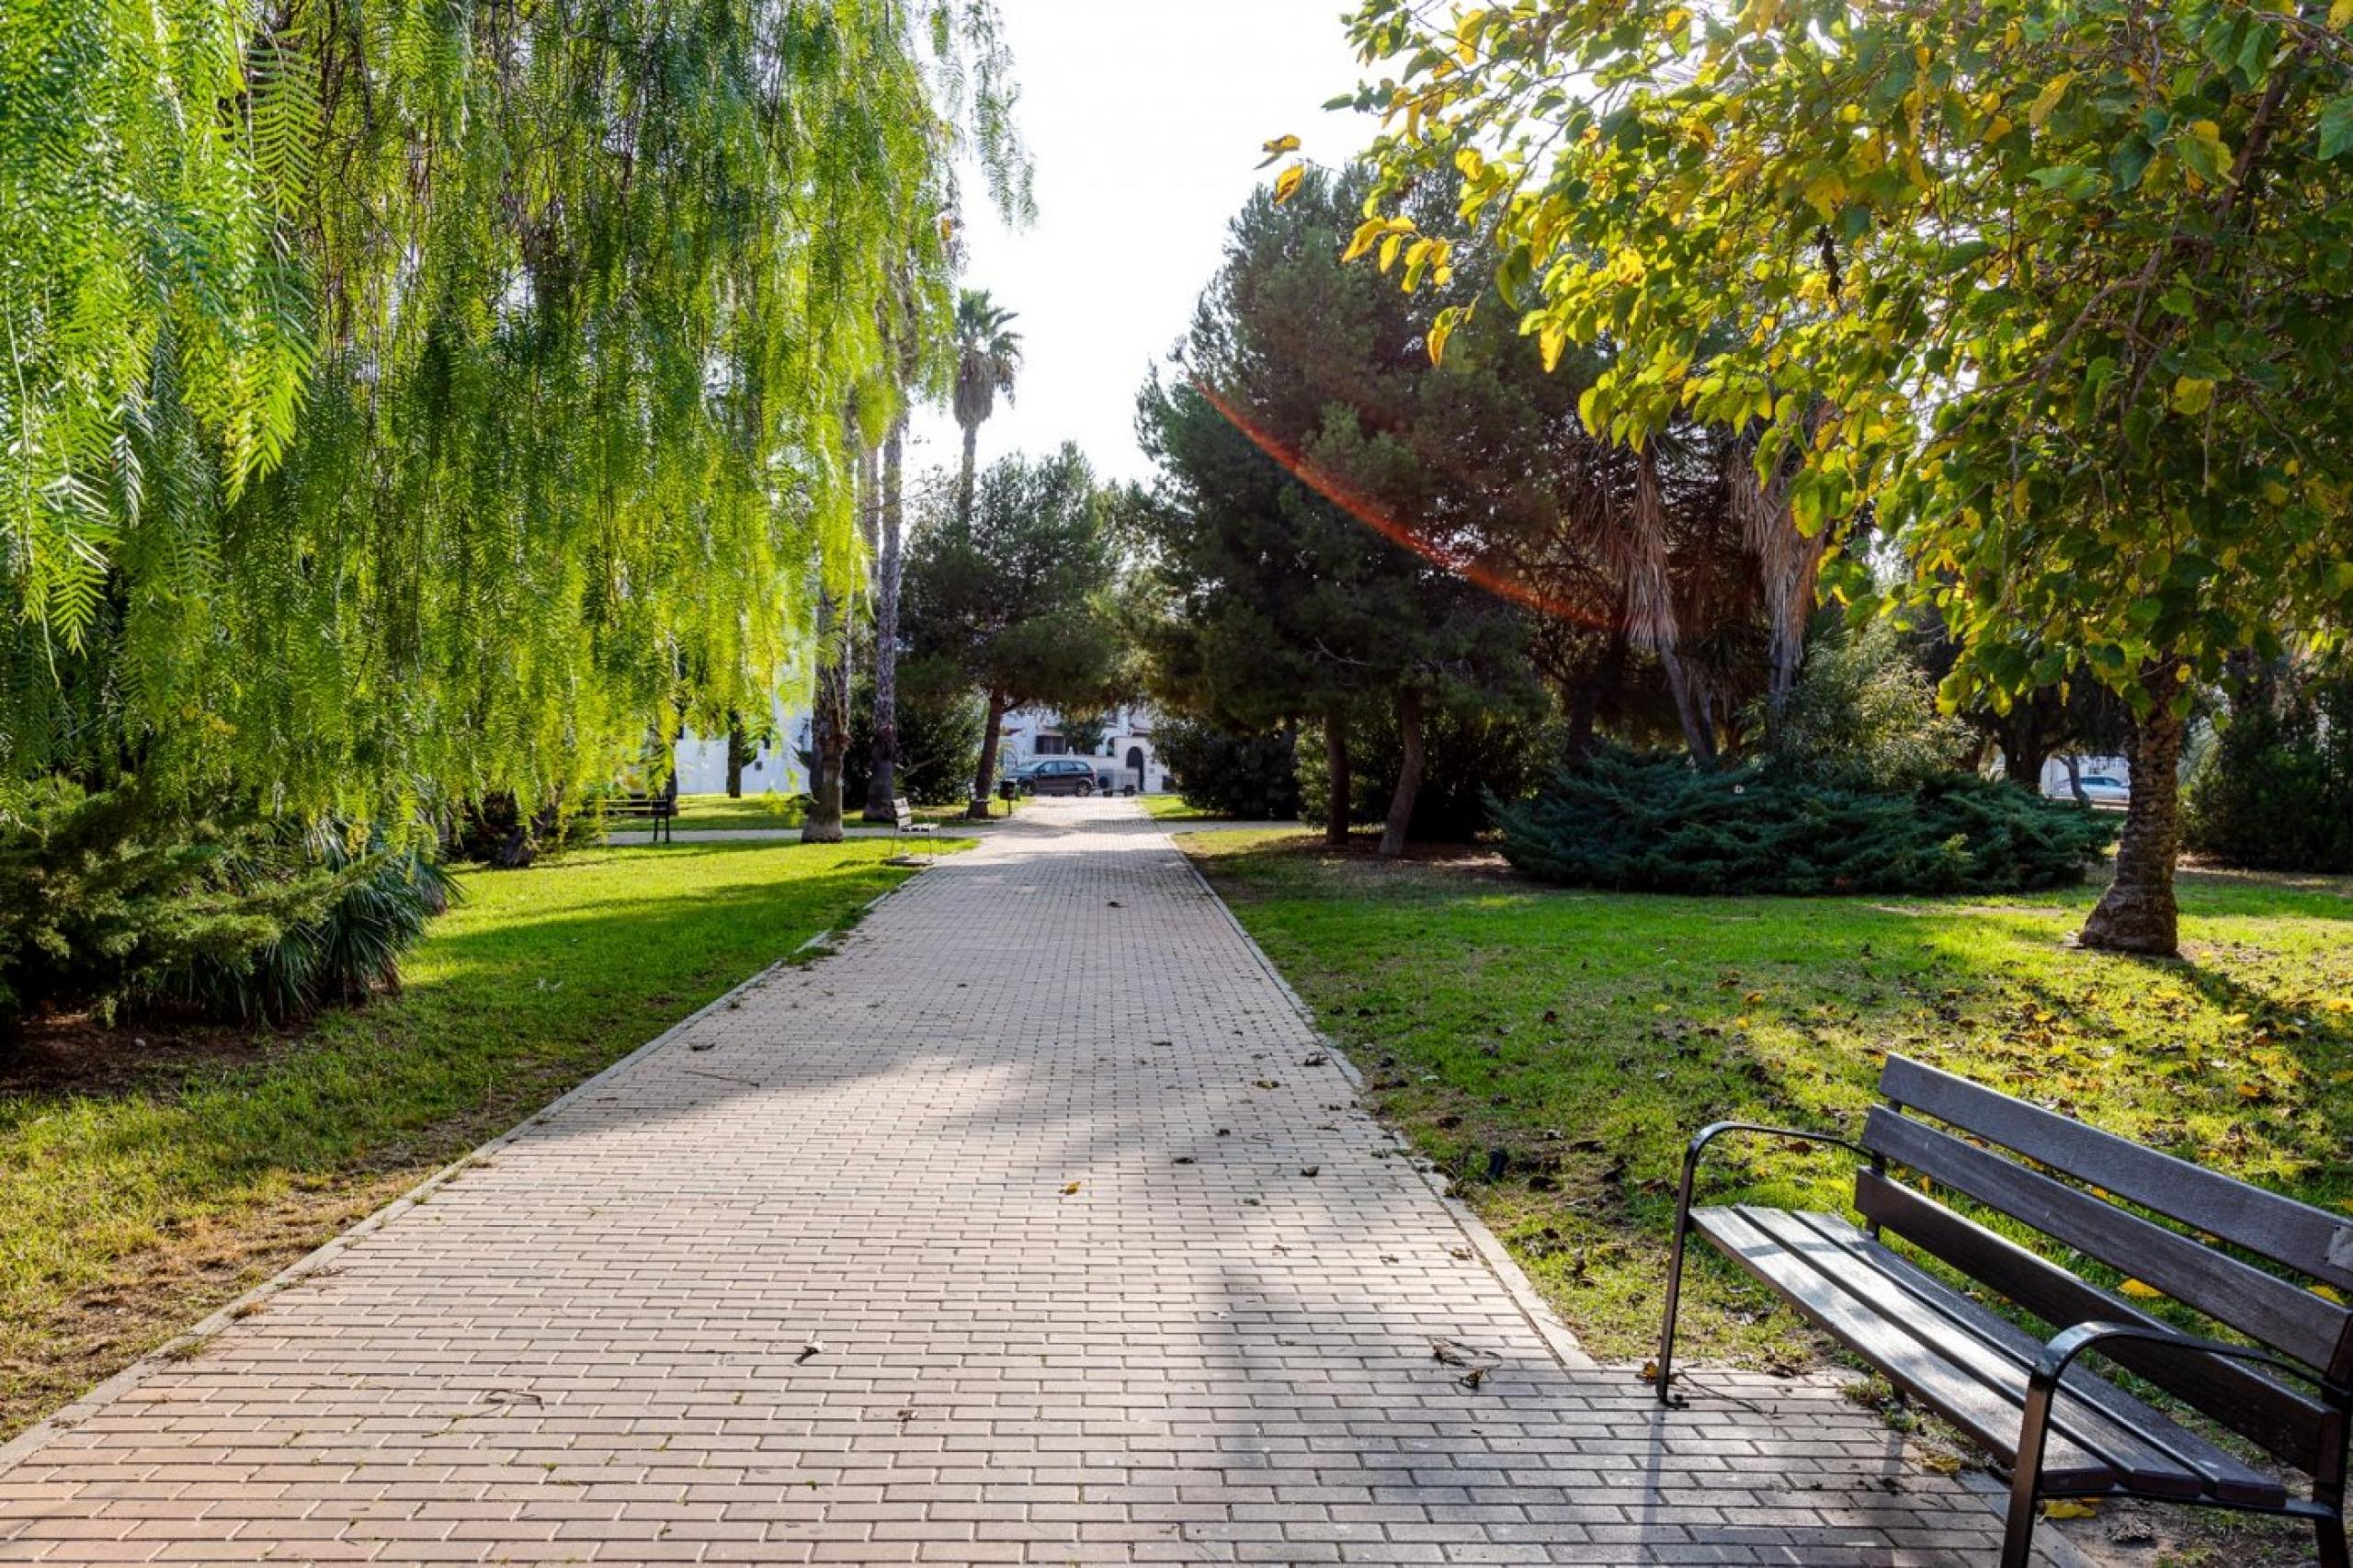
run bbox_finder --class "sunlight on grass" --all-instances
[0,836,969,1437]
[1186,829,2353,1366]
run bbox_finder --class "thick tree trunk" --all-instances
[1324,705,1351,847]
[862,419,906,821]
[801,589,848,845]
[2080,664,2185,956]
[1378,687,1424,859]
[969,689,1007,820]
[958,422,980,529]
[725,711,746,798]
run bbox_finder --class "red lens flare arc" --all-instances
[1189,378,1613,633]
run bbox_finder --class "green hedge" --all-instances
[1495,747,2115,896]
[2184,666,2353,873]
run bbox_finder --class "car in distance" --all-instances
[1006,757,1099,797]
[2044,771,2130,807]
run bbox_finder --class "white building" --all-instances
[672,694,811,797]
[998,703,1170,794]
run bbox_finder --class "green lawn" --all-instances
[1184,830,2353,1369]
[673,791,805,829]
[0,836,968,1439]
[1139,794,1283,822]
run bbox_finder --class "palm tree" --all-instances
[952,290,1023,528]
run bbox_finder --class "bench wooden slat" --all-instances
[1766,1208,2284,1505]
[1692,1206,2118,1490]
[1882,1054,2353,1292]
[1865,1108,2353,1377]
[1856,1169,2331,1473]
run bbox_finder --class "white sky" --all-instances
[904,1,1373,488]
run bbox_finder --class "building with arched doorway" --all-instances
[998,703,1168,793]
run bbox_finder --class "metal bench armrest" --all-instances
[2030,1321,2341,1402]
[2006,1320,2348,1565]
[1677,1121,1871,1223]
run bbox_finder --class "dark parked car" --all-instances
[1006,757,1100,796]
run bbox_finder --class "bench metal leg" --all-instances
[1656,1166,1700,1407]
[2001,1367,2060,1568]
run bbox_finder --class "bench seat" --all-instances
[1695,1203,2286,1508]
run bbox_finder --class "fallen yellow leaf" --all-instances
[2042,1500,2099,1520]
[2119,1279,2165,1301]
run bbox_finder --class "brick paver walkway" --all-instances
[0,799,2025,1565]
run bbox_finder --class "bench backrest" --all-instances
[1861,1054,2353,1471]
[892,797,915,830]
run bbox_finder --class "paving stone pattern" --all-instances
[0,799,2026,1564]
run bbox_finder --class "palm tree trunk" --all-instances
[1324,704,1351,846]
[862,418,906,821]
[1661,650,1716,764]
[969,689,1008,820]
[1378,687,1424,859]
[802,587,849,845]
[958,422,980,529]
[2081,661,2185,956]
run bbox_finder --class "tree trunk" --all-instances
[2080,663,2186,956]
[801,588,849,845]
[1378,687,1424,859]
[2064,753,2089,806]
[725,710,747,798]
[958,421,980,530]
[862,417,906,821]
[969,689,1007,820]
[1568,622,1629,765]
[1661,650,1717,764]
[1324,704,1351,847]
[1999,699,2052,790]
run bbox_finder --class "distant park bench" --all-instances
[1660,1052,2350,1568]
[607,787,678,844]
[890,796,937,863]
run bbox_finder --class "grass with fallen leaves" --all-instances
[1183,831,2353,1370]
[0,837,969,1440]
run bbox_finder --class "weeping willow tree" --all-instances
[1,0,1029,818]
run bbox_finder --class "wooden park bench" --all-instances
[1659,1053,2350,1568]
[607,785,679,844]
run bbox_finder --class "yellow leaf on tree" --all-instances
[2334,0,2353,27]
[2173,376,2216,415]
[1272,165,1306,205]
[1427,306,1460,366]
[1261,133,1302,160]
[2027,73,2075,129]
[2118,1279,2165,1301]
